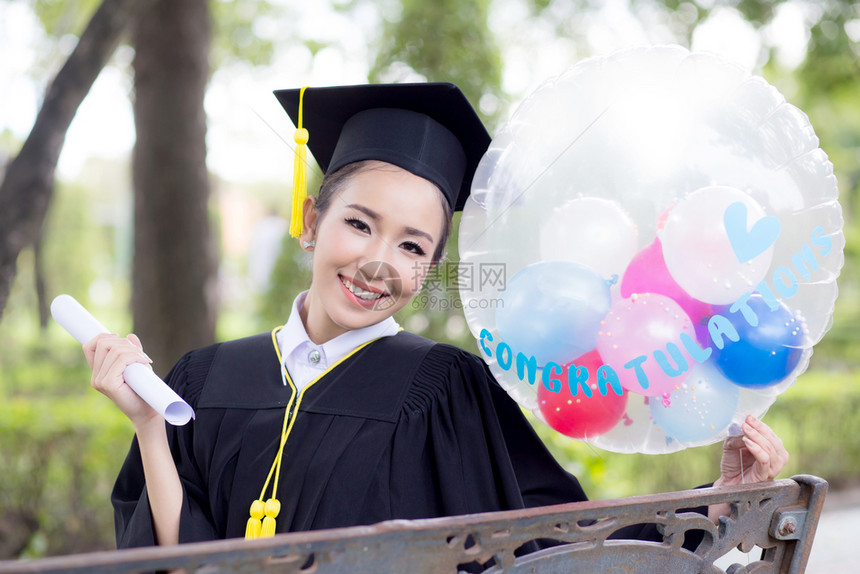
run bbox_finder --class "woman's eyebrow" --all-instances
[346,203,434,243]
[346,203,380,220]
[405,226,434,244]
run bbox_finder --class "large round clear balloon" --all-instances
[459,45,844,454]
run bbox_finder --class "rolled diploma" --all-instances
[50,294,195,426]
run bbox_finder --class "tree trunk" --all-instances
[131,0,216,372]
[0,0,154,320]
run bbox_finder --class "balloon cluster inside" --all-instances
[459,46,844,454]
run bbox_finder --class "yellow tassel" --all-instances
[290,86,310,238]
[260,498,281,537]
[261,516,276,537]
[245,499,265,540]
[245,517,261,539]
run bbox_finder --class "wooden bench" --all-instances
[0,474,827,573]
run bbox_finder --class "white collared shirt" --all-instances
[276,290,400,393]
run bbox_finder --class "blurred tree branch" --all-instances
[0,0,155,319]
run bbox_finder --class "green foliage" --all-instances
[0,166,133,557]
[797,1,860,92]
[786,1,860,366]
[0,174,127,343]
[369,0,505,127]
[211,0,284,68]
[28,0,103,37]
[256,229,314,329]
[731,0,784,27]
[0,299,134,557]
[25,0,284,71]
[0,394,133,557]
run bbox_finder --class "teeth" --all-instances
[342,277,384,300]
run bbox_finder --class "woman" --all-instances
[84,83,788,550]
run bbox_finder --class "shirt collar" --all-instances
[277,290,400,364]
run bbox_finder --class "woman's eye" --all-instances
[401,241,426,256]
[345,217,370,233]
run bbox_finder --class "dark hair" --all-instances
[314,160,452,264]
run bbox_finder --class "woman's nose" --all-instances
[362,236,395,269]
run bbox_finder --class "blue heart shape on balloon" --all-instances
[723,201,781,263]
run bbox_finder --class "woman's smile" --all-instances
[338,274,389,309]
[339,275,387,300]
[299,162,447,343]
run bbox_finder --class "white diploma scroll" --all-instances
[51,294,195,426]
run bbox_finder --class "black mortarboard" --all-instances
[274,83,490,215]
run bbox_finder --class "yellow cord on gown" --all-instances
[245,327,383,539]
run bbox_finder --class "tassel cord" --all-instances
[245,327,383,539]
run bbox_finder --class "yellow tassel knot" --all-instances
[294,128,309,146]
[245,499,265,539]
[260,498,281,537]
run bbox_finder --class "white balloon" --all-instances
[659,186,774,305]
[540,198,638,281]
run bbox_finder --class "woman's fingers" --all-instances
[127,333,142,349]
[747,416,786,460]
[83,332,119,369]
[723,435,746,453]
[718,416,789,486]
[126,334,153,362]
[89,335,151,392]
[97,347,143,387]
[741,416,789,480]
[741,435,770,479]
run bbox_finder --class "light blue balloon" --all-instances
[649,362,740,443]
[495,261,611,366]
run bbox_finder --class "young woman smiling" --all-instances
[83,83,788,551]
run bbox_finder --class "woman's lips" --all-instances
[339,274,390,309]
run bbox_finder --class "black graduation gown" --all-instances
[112,331,707,551]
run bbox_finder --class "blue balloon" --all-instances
[495,261,611,366]
[712,294,805,388]
[649,362,739,443]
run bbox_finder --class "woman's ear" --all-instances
[299,196,318,250]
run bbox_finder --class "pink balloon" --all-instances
[596,293,696,397]
[621,238,713,346]
[621,238,713,326]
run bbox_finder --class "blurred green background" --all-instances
[1,0,859,559]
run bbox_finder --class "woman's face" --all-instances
[300,161,446,342]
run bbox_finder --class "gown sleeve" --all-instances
[110,344,220,548]
[391,343,707,552]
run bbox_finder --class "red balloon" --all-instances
[537,350,628,439]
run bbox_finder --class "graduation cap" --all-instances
[274,83,491,237]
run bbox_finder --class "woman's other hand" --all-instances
[708,415,789,523]
[716,415,789,487]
